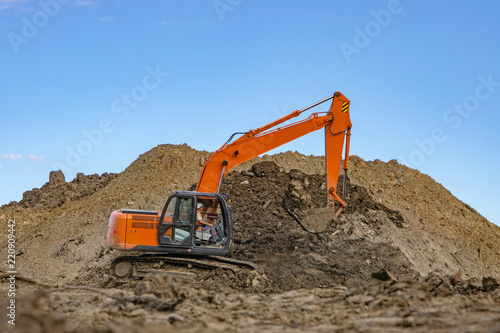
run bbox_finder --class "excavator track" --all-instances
[111,253,257,279]
[206,255,258,269]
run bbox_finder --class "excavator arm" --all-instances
[196,91,352,214]
[106,90,352,258]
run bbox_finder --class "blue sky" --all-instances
[1,0,499,226]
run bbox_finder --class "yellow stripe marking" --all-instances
[342,102,349,113]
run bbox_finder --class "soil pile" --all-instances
[1,143,499,332]
[0,144,210,286]
[348,157,500,279]
[18,171,117,209]
[221,163,414,291]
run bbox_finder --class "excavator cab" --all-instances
[107,191,231,256]
[157,191,231,255]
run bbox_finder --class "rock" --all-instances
[166,313,185,323]
[436,284,453,297]
[127,309,149,317]
[482,277,499,292]
[252,161,279,177]
[289,169,304,180]
[76,173,86,183]
[372,268,397,282]
[345,294,375,305]
[135,274,180,299]
[49,170,65,186]
[19,171,117,209]
[450,269,463,286]
[468,278,483,291]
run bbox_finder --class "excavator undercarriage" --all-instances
[110,253,257,280]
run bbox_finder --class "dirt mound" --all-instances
[219,163,415,291]
[348,157,500,280]
[0,144,209,286]
[17,171,117,210]
[2,143,500,332]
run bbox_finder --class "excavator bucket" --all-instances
[286,207,337,233]
[284,92,351,234]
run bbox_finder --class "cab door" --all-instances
[158,195,194,247]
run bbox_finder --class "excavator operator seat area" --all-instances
[157,192,229,250]
[195,197,227,247]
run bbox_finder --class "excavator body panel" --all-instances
[106,192,231,256]
[107,209,162,250]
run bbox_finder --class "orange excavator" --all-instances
[107,92,352,262]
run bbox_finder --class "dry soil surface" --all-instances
[1,144,499,332]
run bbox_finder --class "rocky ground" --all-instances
[1,144,499,332]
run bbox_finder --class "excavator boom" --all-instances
[196,91,352,211]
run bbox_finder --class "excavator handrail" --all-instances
[198,112,333,173]
[195,91,352,216]
[215,112,330,153]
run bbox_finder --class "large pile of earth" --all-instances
[1,144,499,332]
[219,162,414,292]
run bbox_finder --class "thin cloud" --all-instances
[25,165,32,170]
[100,16,114,23]
[74,0,97,6]
[0,0,22,4]
[0,0,22,11]
[2,153,22,160]
[0,163,3,168]
[28,154,44,162]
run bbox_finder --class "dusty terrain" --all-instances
[1,144,499,332]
